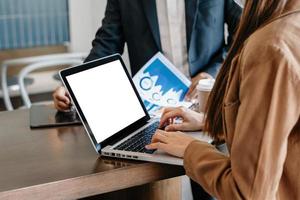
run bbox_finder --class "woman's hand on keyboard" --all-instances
[159,107,204,132]
[145,130,196,158]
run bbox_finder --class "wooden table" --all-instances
[0,109,185,199]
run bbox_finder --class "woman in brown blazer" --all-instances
[146,0,300,199]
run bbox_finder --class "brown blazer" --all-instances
[183,7,300,200]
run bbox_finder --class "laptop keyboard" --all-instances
[114,121,159,154]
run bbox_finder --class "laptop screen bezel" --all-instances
[59,54,150,152]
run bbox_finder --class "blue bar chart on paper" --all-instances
[133,52,191,115]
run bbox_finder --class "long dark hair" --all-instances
[205,0,288,141]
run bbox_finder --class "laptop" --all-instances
[60,54,207,165]
[30,104,81,128]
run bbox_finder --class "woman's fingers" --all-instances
[159,107,185,128]
[151,130,168,143]
[145,142,168,151]
[164,123,188,131]
[159,107,175,127]
[146,130,172,152]
[146,131,193,158]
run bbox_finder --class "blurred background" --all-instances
[0,0,244,111]
[0,0,121,111]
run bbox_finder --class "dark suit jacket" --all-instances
[85,0,241,77]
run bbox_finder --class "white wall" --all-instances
[68,0,106,53]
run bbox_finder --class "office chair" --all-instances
[17,59,83,109]
[1,53,87,110]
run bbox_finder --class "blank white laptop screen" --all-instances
[66,60,146,143]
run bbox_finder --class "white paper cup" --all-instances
[196,79,215,113]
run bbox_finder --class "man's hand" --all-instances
[53,86,71,111]
[146,130,196,158]
[160,107,204,132]
[185,72,213,101]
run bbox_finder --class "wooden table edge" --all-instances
[0,162,185,199]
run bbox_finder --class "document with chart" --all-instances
[133,52,191,115]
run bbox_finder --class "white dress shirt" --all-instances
[156,0,190,78]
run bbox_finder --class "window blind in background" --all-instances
[0,0,70,50]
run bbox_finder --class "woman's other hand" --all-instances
[160,107,204,132]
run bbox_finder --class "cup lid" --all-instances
[196,79,215,91]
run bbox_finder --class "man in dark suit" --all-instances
[54,0,241,110]
[88,0,241,95]
[53,1,241,199]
